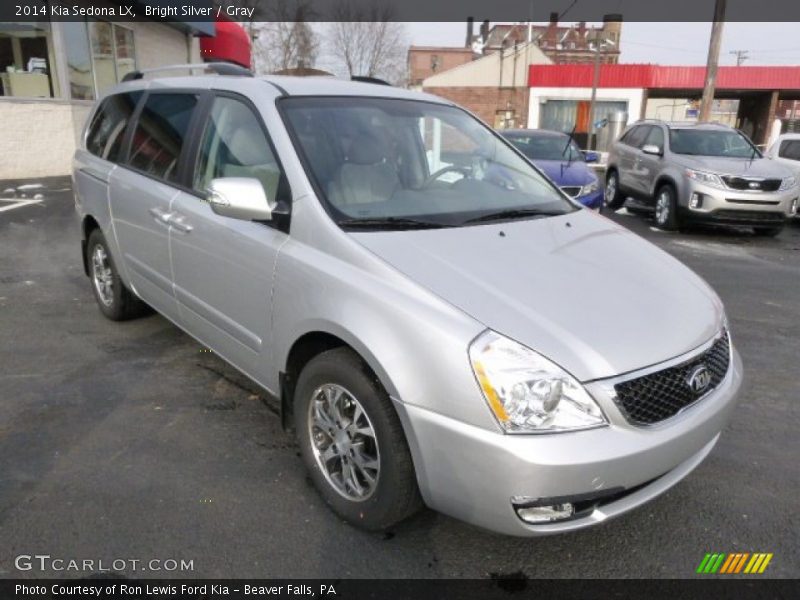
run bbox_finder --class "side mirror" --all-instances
[641,144,663,156]
[206,177,273,221]
[583,151,599,163]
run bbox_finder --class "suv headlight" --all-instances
[779,176,797,191]
[469,331,607,434]
[579,179,599,197]
[685,169,724,189]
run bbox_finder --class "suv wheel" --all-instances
[294,348,422,531]
[604,171,626,210]
[654,184,679,231]
[86,229,149,321]
[753,226,783,237]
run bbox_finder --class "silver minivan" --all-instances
[73,66,743,536]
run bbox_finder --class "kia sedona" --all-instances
[605,120,798,235]
[73,65,743,536]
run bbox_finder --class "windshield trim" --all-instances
[276,95,579,231]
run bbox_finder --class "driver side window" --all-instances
[194,96,283,203]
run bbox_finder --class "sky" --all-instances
[406,22,800,66]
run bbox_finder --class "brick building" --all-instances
[407,46,475,89]
[422,42,551,129]
[476,15,622,65]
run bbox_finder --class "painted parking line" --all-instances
[0,198,43,213]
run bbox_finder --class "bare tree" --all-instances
[325,2,408,85]
[249,0,320,74]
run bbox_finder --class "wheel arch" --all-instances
[81,215,101,276]
[279,326,400,433]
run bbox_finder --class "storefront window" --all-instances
[90,21,116,94]
[0,23,57,98]
[61,21,137,101]
[114,26,136,82]
[62,21,94,100]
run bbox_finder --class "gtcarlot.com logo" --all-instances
[696,552,773,574]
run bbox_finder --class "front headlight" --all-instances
[685,169,725,189]
[469,331,607,434]
[779,176,797,191]
[579,179,599,197]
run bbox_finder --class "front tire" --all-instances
[654,184,680,231]
[86,228,149,321]
[604,170,626,210]
[294,348,422,531]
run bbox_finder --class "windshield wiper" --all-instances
[463,208,565,224]
[338,216,447,230]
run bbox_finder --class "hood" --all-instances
[534,159,596,186]
[352,211,724,382]
[672,155,794,178]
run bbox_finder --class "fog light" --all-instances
[791,198,798,215]
[689,193,703,209]
[512,499,575,524]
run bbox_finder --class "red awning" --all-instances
[200,18,251,69]
[529,64,800,91]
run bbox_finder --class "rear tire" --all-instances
[654,184,680,231]
[604,170,626,210]
[753,226,783,237]
[294,348,422,531]
[86,228,149,321]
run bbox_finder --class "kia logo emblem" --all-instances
[748,181,760,189]
[687,365,712,394]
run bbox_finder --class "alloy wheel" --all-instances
[307,383,380,501]
[605,175,617,205]
[91,244,114,307]
[655,190,670,225]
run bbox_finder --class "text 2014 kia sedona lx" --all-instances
[73,65,742,536]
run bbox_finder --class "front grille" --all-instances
[614,332,730,426]
[712,209,785,223]
[722,176,781,192]
[560,186,581,198]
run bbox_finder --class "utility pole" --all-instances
[699,0,727,122]
[587,28,603,150]
[729,49,749,66]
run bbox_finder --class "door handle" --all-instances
[169,214,193,233]
[149,207,174,225]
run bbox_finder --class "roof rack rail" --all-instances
[122,62,253,82]
[351,76,391,86]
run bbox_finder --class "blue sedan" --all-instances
[500,129,603,210]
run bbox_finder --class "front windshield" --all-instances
[669,129,760,158]
[504,133,583,162]
[281,97,575,228]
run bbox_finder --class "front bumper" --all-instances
[681,179,797,225]
[395,347,743,536]
[578,188,604,210]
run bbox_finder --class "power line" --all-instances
[729,49,749,66]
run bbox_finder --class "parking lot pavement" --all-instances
[1,185,798,579]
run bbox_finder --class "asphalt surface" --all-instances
[1,181,798,579]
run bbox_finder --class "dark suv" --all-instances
[605,120,798,236]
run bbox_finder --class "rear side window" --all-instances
[85,92,142,162]
[778,139,800,161]
[193,96,284,202]
[128,93,199,182]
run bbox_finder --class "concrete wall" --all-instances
[0,23,199,180]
